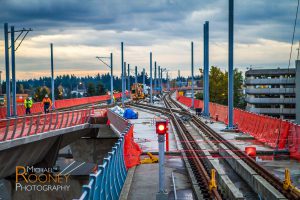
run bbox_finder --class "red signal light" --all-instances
[156,120,168,135]
[158,124,165,131]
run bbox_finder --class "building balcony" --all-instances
[245,88,295,94]
[246,107,296,115]
[245,78,295,85]
[245,97,296,104]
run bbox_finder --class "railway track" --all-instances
[163,92,300,200]
[131,100,223,199]
[131,93,300,200]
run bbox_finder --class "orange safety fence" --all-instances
[107,109,141,169]
[288,124,300,160]
[124,125,142,169]
[176,92,300,160]
[0,93,124,119]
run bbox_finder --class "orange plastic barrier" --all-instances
[107,109,141,169]
[176,93,294,152]
[288,124,300,160]
[124,125,142,169]
[0,93,123,119]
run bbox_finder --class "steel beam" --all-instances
[203,21,210,117]
[228,0,234,129]
[150,52,153,104]
[50,43,55,109]
[110,53,113,104]
[154,62,157,94]
[143,68,145,93]
[191,42,194,109]
[4,23,10,117]
[11,26,16,116]
[127,63,130,91]
[121,42,124,106]
[135,66,138,84]
[158,66,160,93]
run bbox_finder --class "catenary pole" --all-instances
[4,23,10,117]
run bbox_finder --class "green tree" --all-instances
[233,69,245,108]
[195,92,203,100]
[209,66,227,105]
[96,82,105,95]
[54,85,64,100]
[87,82,96,96]
[197,66,245,108]
[34,86,50,101]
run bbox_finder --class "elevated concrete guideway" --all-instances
[0,108,117,179]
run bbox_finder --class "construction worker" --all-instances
[24,96,33,115]
[42,94,52,114]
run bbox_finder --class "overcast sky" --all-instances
[0,0,299,80]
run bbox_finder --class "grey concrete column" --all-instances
[296,60,300,124]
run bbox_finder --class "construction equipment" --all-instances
[140,152,159,164]
[131,83,145,101]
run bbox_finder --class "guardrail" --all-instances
[79,124,130,200]
[0,109,91,142]
[176,91,300,161]
[0,92,126,119]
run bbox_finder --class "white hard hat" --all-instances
[45,94,48,98]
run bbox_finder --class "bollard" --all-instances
[156,120,168,200]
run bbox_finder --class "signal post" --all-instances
[156,120,168,200]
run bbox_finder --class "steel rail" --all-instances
[166,93,300,200]
[131,100,222,199]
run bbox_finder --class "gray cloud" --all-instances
[0,0,299,78]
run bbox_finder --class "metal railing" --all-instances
[245,78,295,85]
[79,125,130,200]
[0,109,91,142]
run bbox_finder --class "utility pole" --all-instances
[11,26,16,116]
[124,61,127,92]
[203,21,210,117]
[110,53,113,103]
[143,68,145,93]
[96,53,114,104]
[121,42,125,107]
[127,63,130,91]
[150,52,153,104]
[7,24,32,117]
[158,66,161,94]
[0,71,2,95]
[50,43,55,109]
[135,66,138,84]
[227,0,234,129]
[167,71,170,92]
[4,23,10,117]
[178,70,181,88]
[160,68,163,92]
[191,41,194,109]
[154,62,157,95]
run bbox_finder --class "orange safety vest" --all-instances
[42,97,52,107]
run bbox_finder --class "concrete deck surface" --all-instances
[125,107,195,200]
[172,93,300,189]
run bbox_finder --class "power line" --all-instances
[288,0,299,69]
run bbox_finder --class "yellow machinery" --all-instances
[131,83,145,100]
[140,152,159,164]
